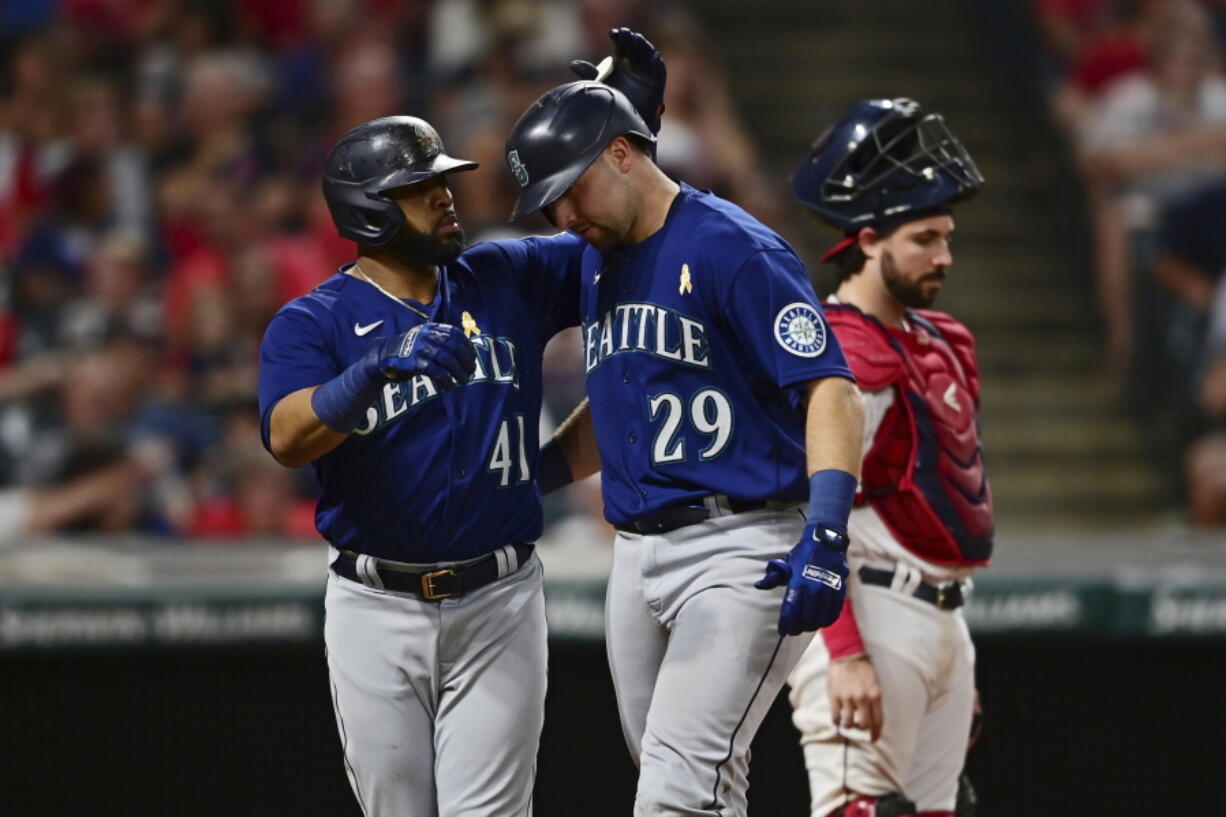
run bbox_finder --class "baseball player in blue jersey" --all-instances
[506,79,866,816]
[258,120,588,816]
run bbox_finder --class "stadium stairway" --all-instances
[693,0,1168,531]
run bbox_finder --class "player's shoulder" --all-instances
[823,301,902,390]
[910,308,976,349]
[271,272,353,328]
[678,185,793,259]
[910,308,981,386]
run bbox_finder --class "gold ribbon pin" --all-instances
[461,311,481,337]
[679,263,692,295]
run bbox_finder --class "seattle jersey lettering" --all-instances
[583,302,710,375]
[354,335,519,435]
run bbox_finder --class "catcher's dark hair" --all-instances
[828,222,904,282]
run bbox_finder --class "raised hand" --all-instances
[369,323,477,390]
[570,27,666,134]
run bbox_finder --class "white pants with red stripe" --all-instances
[606,507,815,817]
[323,552,547,817]
[787,573,975,816]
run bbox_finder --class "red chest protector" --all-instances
[825,303,993,565]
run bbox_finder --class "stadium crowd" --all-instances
[6,0,1226,538]
[1032,0,1226,523]
[0,0,779,544]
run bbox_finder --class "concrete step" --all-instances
[992,505,1171,533]
[974,329,1100,375]
[990,460,1168,510]
[982,413,1147,462]
[979,372,1116,418]
[935,287,1084,330]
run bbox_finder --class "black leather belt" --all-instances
[613,496,770,536]
[331,543,534,601]
[858,565,966,610]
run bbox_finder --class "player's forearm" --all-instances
[801,376,864,532]
[539,398,601,493]
[268,387,351,467]
[804,376,864,479]
[557,399,601,479]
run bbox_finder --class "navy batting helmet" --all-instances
[322,116,477,245]
[791,98,983,238]
[505,81,656,221]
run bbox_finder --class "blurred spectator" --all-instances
[0,34,70,260]
[1033,0,1116,64]
[1075,0,1226,376]
[66,77,152,235]
[0,336,175,534]
[427,0,583,82]
[1185,274,1226,524]
[1050,0,1169,132]
[186,405,317,539]
[1153,180,1226,384]
[58,227,161,348]
[650,14,784,228]
[16,154,118,354]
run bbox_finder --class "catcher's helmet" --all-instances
[791,98,983,234]
[505,81,656,220]
[322,116,477,245]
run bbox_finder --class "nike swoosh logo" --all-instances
[354,321,384,336]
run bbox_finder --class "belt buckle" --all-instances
[936,581,964,610]
[421,569,460,600]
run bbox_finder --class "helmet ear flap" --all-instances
[323,176,406,245]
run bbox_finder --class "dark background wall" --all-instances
[3,637,1222,817]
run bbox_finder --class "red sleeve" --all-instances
[820,596,865,659]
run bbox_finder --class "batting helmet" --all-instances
[791,98,983,234]
[505,81,656,221]
[322,116,477,245]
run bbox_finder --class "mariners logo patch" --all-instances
[774,303,827,358]
[802,565,843,590]
[507,150,529,188]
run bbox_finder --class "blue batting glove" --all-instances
[755,522,850,636]
[570,27,667,135]
[311,322,477,432]
[367,323,476,388]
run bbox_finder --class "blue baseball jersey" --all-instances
[579,184,854,525]
[258,233,584,562]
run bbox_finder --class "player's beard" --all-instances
[385,220,466,268]
[881,249,944,309]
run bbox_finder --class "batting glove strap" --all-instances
[310,348,388,433]
[806,468,857,536]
